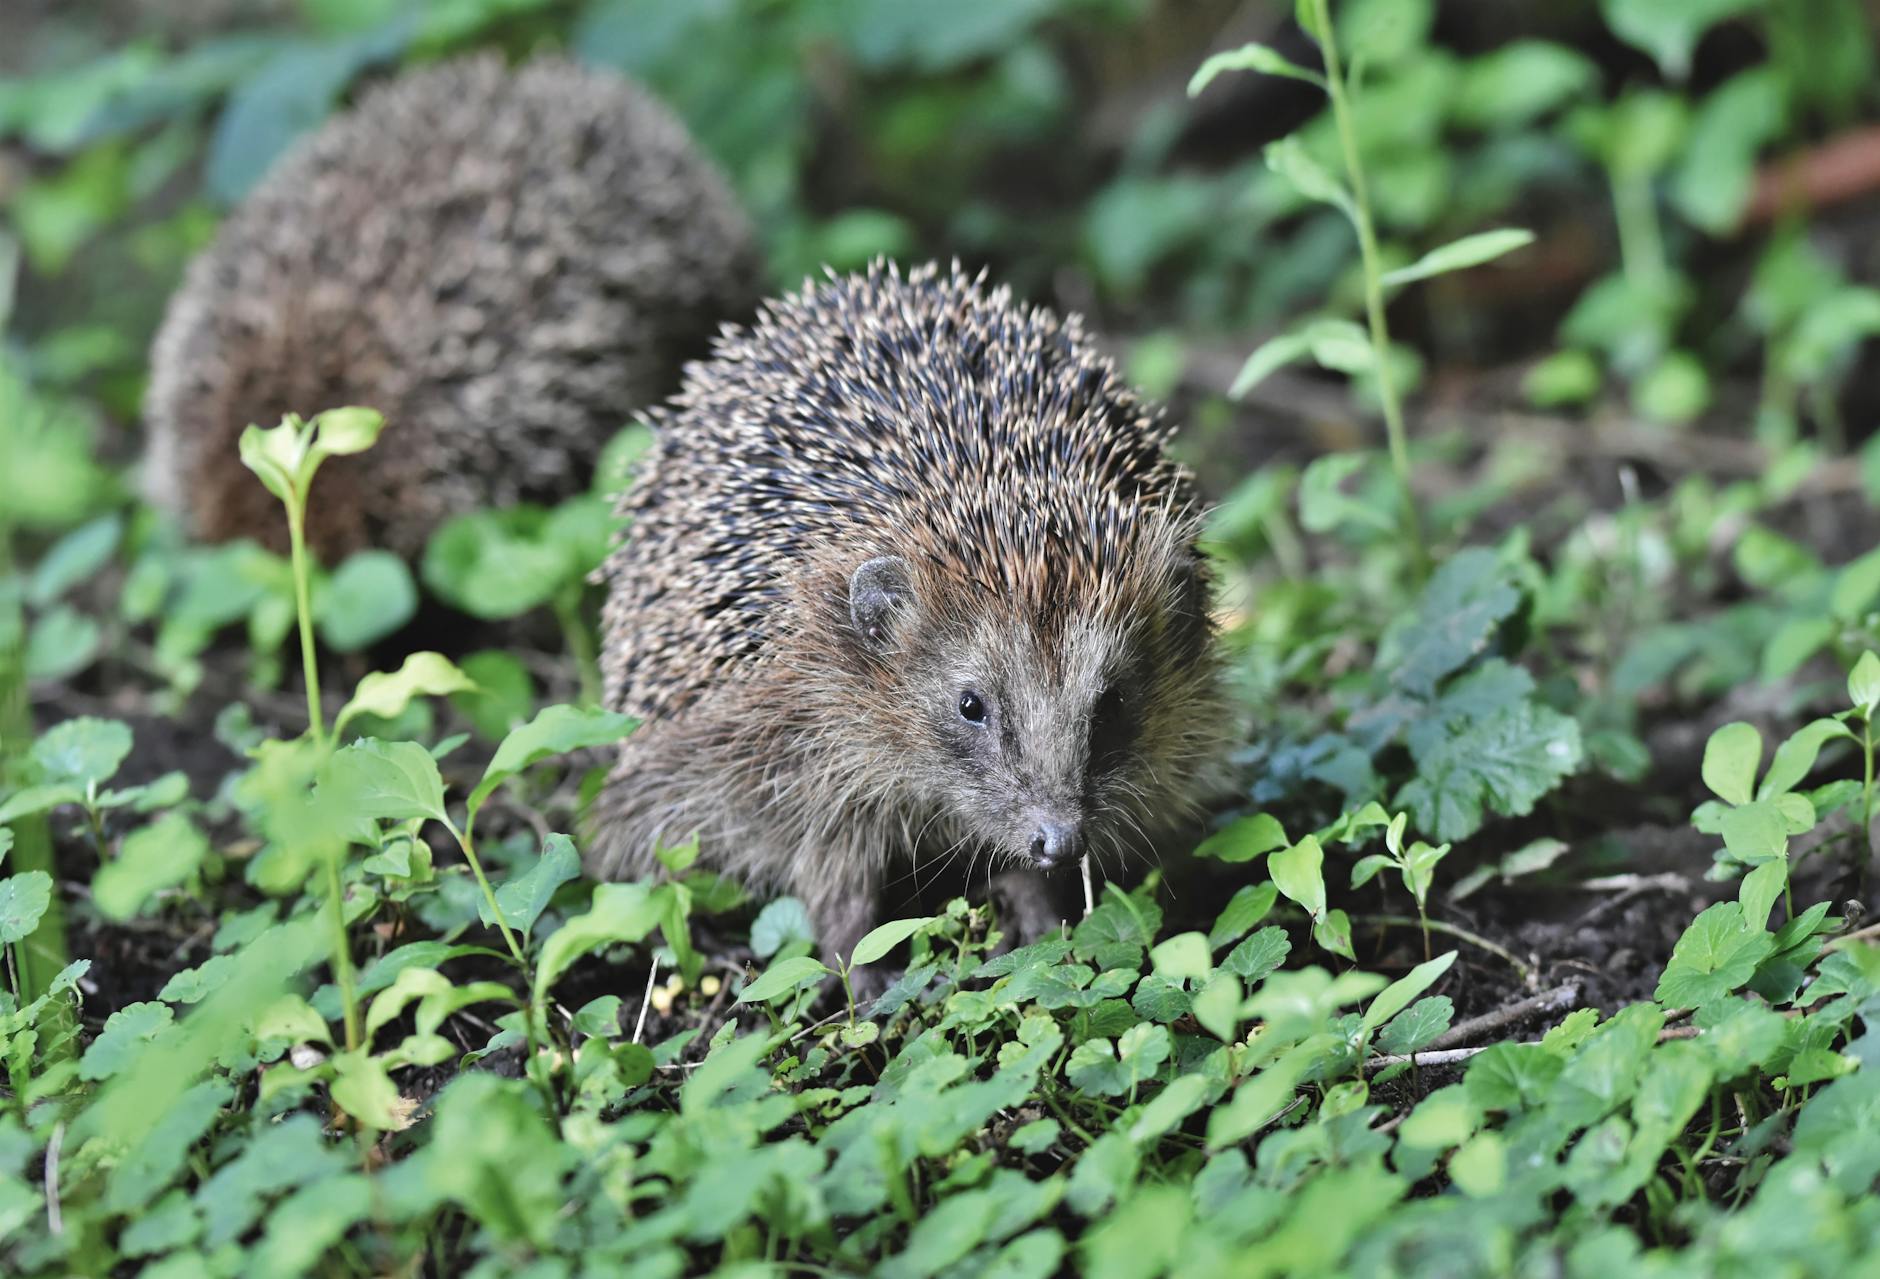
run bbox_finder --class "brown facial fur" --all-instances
[144,54,760,560]
[591,262,1230,961]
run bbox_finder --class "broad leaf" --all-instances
[336,651,475,738]
[1187,42,1325,96]
[468,703,637,823]
[1381,229,1534,288]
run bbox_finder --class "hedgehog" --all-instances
[144,53,760,560]
[590,261,1230,967]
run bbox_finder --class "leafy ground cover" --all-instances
[7,1,1880,1276]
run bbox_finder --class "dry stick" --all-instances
[1079,855,1095,918]
[1368,1020,1707,1074]
[44,1121,62,1237]
[1566,872,1691,932]
[632,955,660,1045]
[1425,981,1582,1052]
[1823,919,1880,952]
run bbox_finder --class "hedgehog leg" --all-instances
[987,867,1077,951]
[800,858,890,997]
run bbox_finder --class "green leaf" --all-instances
[93,811,207,921]
[330,1050,408,1131]
[1362,951,1457,1032]
[1148,931,1212,983]
[486,833,581,939]
[421,507,571,619]
[309,405,384,457]
[1383,548,1522,695]
[1654,901,1775,1007]
[1397,703,1583,842]
[1702,722,1762,805]
[25,604,101,682]
[79,1000,174,1080]
[1207,881,1278,946]
[238,416,306,504]
[1194,813,1288,864]
[1850,651,1880,717]
[1192,971,1242,1042]
[1719,800,1788,863]
[315,551,416,654]
[32,714,132,786]
[1188,42,1326,96]
[468,703,637,823]
[850,915,935,968]
[0,870,53,944]
[1381,228,1534,288]
[750,896,815,958]
[1313,908,1355,960]
[451,650,537,741]
[1222,927,1290,982]
[335,651,475,738]
[736,953,831,1004]
[320,739,448,826]
[1377,995,1453,1055]
[1265,137,1354,219]
[1269,835,1327,918]
[533,881,664,1004]
[1600,0,1760,80]
[1227,330,1313,399]
[1739,859,1787,931]
[27,512,121,605]
[1298,452,1395,537]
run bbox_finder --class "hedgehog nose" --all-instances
[1029,819,1082,868]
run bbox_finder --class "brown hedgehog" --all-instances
[592,262,1229,966]
[145,53,760,560]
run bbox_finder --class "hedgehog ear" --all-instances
[849,556,914,652]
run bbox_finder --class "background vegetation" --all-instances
[6,1,1880,1275]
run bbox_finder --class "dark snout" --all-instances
[1028,817,1083,869]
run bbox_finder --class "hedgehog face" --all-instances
[847,550,1211,875]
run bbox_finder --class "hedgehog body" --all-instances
[145,54,760,559]
[593,262,1229,960]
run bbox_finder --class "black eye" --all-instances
[958,691,987,724]
[1091,687,1131,764]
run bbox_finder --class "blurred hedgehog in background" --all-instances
[145,53,761,559]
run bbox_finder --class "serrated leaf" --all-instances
[1377,995,1453,1055]
[1385,548,1522,696]
[1381,228,1535,288]
[1653,901,1775,1007]
[750,896,815,958]
[1222,927,1290,982]
[0,870,53,944]
[736,954,830,1004]
[80,1001,173,1080]
[468,703,637,823]
[1188,42,1326,96]
[1398,703,1583,841]
[32,715,132,786]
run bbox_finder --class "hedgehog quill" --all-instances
[593,262,1230,968]
[146,54,758,560]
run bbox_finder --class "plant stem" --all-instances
[1350,912,1535,986]
[1310,0,1426,575]
[1861,721,1875,901]
[447,819,527,973]
[1610,170,1667,291]
[553,587,602,706]
[325,854,362,1052]
[0,526,67,1002]
[285,498,325,747]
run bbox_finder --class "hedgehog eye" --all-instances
[957,691,988,725]
[1090,686,1131,765]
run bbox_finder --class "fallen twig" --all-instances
[1427,981,1582,1051]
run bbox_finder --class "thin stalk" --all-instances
[0,527,68,1001]
[1611,170,1667,291]
[446,819,527,971]
[325,855,362,1052]
[553,587,602,706]
[1861,721,1875,901]
[285,498,325,747]
[1310,0,1426,574]
[1350,912,1535,986]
